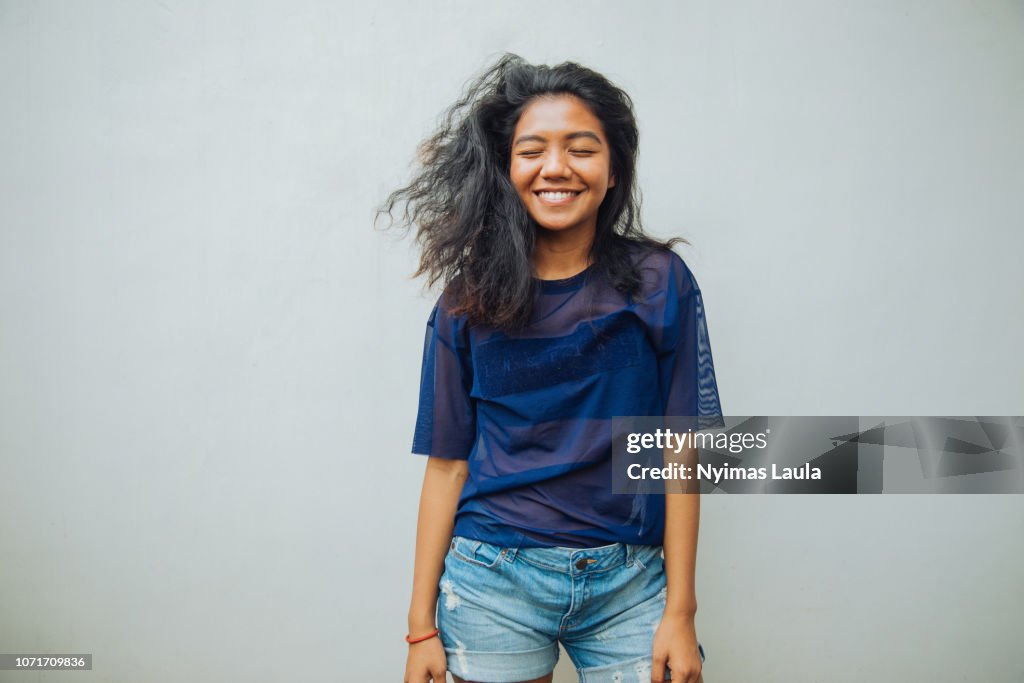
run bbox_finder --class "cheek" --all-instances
[581,159,612,187]
[509,169,528,194]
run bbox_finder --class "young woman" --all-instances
[380,53,722,683]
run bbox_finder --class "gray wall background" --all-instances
[1,1,1022,681]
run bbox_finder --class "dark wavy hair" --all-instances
[377,52,684,331]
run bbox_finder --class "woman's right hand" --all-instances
[406,456,466,682]
[404,636,448,683]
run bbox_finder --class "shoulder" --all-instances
[425,276,463,320]
[622,241,699,299]
[425,280,472,342]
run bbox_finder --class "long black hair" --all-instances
[377,52,683,331]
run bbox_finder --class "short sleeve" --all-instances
[657,252,724,426]
[411,293,477,459]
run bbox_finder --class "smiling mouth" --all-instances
[535,190,582,205]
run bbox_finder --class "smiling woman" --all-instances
[377,53,673,332]
[510,95,617,277]
[377,53,722,683]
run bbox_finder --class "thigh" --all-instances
[437,536,563,683]
[561,545,706,682]
[561,545,665,666]
[451,675,553,683]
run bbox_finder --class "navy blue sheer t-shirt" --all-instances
[411,244,722,548]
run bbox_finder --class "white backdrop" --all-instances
[1,1,1022,681]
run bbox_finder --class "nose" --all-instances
[541,149,571,179]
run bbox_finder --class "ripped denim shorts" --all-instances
[436,535,705,683]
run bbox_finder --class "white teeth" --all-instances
[539,191,578,200]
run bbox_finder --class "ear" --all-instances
[608,170,617,188]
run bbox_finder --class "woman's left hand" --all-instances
[650,612,703,683]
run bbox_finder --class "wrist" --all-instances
[663,601,697,620]
[408,612,437,633]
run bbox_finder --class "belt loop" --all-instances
[504,533,527,563]
[625,543,635,567]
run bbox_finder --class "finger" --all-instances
[674,665,698,683]
[407,665,433,683]
[651,654,668,683]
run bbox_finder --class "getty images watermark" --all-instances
[611,416,1024,494]
[622,426,819,482]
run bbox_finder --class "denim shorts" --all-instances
[436,535,705,683]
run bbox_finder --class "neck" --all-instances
[533,224,595,280]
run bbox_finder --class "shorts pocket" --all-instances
[449,535,507,569]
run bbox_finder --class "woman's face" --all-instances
[509,94,616,237]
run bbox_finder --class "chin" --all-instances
[531,213,581,231]
[535,222,576,233]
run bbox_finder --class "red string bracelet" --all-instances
[405,628,440,644]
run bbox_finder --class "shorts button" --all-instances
[575,558,588,570]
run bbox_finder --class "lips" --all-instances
[535,189,583,205]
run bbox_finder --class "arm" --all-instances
[405,456,468,683]
[647,252,718,682]
[651,445,703,683]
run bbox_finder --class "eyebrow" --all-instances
[512,131,603,147]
